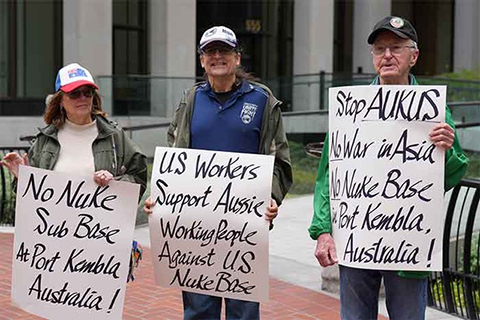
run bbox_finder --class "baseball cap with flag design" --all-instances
[55,63,99,93]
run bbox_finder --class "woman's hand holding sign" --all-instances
[1,152,29,179]
[93,170,114,187]
[429,123,454,150]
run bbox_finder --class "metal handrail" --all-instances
[428,179,480,318]
[449,101,480,107]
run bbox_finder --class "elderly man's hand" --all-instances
[429,122,454,150]
[315,233,338,267]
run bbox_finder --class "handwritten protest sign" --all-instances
[329,85,446,271]
[148,147,274,302]
[11,166,140,319]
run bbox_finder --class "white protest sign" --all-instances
[148,147,274,302]
[11,166,140,319]
[329,85,446,271]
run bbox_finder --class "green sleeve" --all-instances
[27,134,44,169]
[308,135,332,240]
[444,106,469,191]
[116,131,148,200]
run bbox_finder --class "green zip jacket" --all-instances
[27,115,147,198]
[308,75,469,278]
[167,80,293,206]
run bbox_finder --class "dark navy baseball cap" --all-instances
[367,16,418,44]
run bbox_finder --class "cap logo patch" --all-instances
[67,68,88,79]
[221,28,234,37]
[205,28,217,37]
[390,17,404,29]
[240,103,258,124]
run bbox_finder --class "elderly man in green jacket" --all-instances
[309,16,468,320]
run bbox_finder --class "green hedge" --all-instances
[287,142,480,196]
[288,141,319,195]
[0,167,16,225]
[465,151,480,179]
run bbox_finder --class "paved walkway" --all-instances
[0,232,344,320]
[0,195,459,319]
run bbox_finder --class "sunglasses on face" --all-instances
[201,46,236,56]
[66,87,95,99]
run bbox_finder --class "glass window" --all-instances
[0,1,9,98]
[392,0,454,75]
[0,0,62,115]
[196,0,294,110]
[21,1,58,97]
[113,0,149,115]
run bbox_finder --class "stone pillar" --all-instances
[454,0,480,71]
[293,0,334,112]
[352,0,391,74]
[150,0,196,117]
[63,0,113,114]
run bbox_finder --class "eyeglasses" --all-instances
[66,87,95,99]
[371,44,416,56]
[201,46,236,56]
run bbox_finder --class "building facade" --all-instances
[1,0,479,150]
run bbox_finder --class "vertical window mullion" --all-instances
[9,0,17,98]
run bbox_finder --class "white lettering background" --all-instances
[11,166,139,319]
[149,147,273,302]
[329,85,446,271]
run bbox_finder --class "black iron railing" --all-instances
[304,140,479,319]
[91,73,480,114]
[428,179,480,319]
[0,147,29,226]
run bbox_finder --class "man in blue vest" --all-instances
[145,25,292,320]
